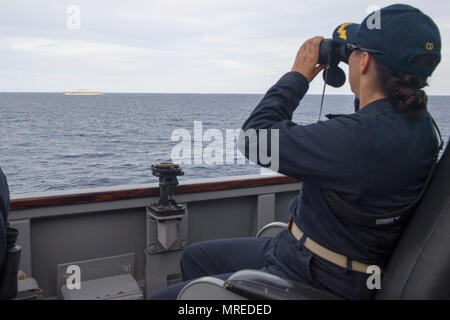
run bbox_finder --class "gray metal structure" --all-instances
[9,174,299,298]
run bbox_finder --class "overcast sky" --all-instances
[0,0,449,94]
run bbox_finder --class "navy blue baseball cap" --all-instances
[332,4,441,77]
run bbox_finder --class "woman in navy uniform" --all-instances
[149,4,442,300]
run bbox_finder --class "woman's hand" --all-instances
[291,36,326,82]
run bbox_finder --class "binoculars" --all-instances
[318,39,352,88]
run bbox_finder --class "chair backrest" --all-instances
[376,141,450,299]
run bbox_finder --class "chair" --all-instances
[178,141,450,300]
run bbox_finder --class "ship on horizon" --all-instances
[63,89,103,95]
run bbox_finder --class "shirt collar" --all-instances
[356,98,401,115]
[324,98,400,120]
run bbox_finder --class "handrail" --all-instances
[10,175,299,211]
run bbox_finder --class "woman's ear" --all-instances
[360,52,371,74]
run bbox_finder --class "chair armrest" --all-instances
[223,270,342,300]
[256,222,288,238]
[177,277,247,300]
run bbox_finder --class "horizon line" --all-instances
[0,91,449,96]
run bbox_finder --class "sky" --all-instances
[0,0,449,94]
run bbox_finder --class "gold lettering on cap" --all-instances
[426,42,434,51]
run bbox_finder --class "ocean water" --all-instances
[0,93,448,195]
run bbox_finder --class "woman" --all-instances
[149,4,442,300]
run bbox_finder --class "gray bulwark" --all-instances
[9,174,301,298]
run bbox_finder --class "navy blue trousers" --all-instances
[147,237,273,300]
[147,229,377,300]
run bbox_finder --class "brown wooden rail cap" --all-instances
[10,175,299,211]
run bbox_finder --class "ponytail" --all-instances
[375,54,440,117]
[375,62,428,117]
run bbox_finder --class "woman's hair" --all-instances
[374,54,440,117]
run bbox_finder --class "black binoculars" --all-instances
[318,39,351,88]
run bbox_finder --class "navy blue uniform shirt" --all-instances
[0,167,9,269]
[241,71,439,268]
